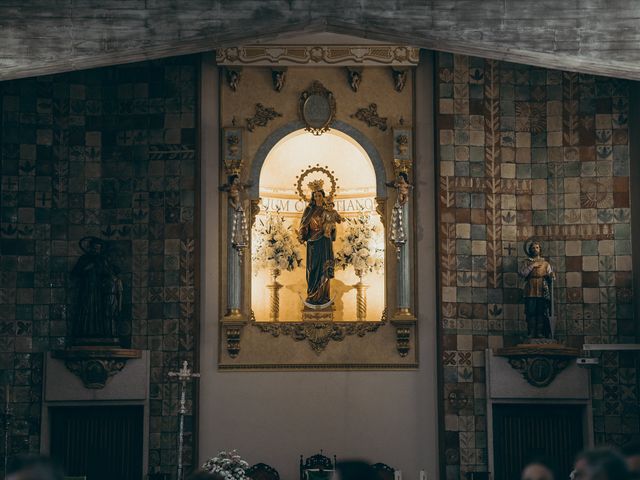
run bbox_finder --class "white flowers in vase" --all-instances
[335,212,384,277]
[201,450,249,480]
[252,213,302,274]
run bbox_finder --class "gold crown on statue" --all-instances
[308,179,325,192]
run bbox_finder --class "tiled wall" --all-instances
[437,53,638,478]
[0,57,198,476]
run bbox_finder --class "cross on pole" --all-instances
[168,361,200,480]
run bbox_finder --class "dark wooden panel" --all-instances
[1,1,640,80]
[492,404,585,480]
[50,405,144,480]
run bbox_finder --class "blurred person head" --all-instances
[521,458,555,480]
[572,448,629,480]
[5,455,63,480]
[622,441,640,478]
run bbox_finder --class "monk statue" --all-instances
[70,237,122,345]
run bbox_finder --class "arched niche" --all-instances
[248,120,387,199]
[249,125,386,322]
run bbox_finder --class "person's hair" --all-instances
[576,447,629,480]
[335,460,378,480]
[521,455,557,480]
[6,455,64,480]
[398,171,409,182]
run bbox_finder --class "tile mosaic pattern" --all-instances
[0,57,198,477]
[438,53,638,479]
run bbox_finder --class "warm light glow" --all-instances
[252,129,385,322]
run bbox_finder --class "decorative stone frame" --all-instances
[217,68,418,369]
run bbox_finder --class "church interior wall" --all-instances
[436,52,638,480]
[0,56,200,475]
[0,46,638,480]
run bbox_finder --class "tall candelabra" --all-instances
[168,362,200,480]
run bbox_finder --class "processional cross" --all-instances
[168,361,200,480]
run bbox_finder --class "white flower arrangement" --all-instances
[335,212,384,276]
[252,213,302,274]
[201,450,249,480]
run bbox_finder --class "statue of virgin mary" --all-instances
[297,180,336,307]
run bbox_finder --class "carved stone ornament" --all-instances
[495,343,579,388]
[254,318,384,354]
[351,104,388,131]
[391,68,409,92]
[447,389,470,412]
[222,126,244,176]
[225,67,242,92]
[226,326,242,358]
[271,67,287,92]
[347,67,362,92]
[216,45,420,66]
[395,326,411,357]
[246,103,282,132]
[52,346,141,389]
[299,81,337,136]
[250,198,261,228]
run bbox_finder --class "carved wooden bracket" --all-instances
[395,327,411,357]
[52,347,141,389]
[495,343,579,388]
[222,321,246,358]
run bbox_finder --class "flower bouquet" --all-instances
[252,213,302,275]
[335,212,384,321]
[252,212,302,321]
[335,212,384,277]
[201,450,249,480]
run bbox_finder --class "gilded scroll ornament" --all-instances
[246,103,282,132]
[254,320,384,354]
[351,104,387,131]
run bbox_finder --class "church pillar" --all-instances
[226,210,242,316]
[397,202,411,313]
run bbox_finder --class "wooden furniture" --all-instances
[371,463,395,480]
[246,462,280,480]
[300,452,336,480]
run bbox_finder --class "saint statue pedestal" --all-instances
[52,346,142,389]
[302,304,334,322]
[495,341,579,388]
